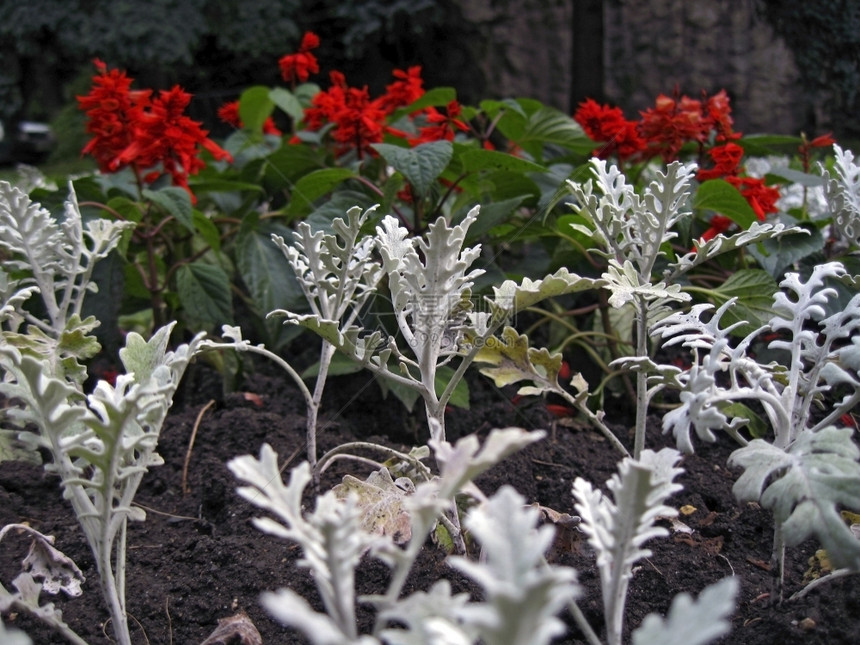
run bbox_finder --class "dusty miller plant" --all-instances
[0,181,205,645]
[207,205,382,478]
[229,436,737,645]
[559,158,800,457]
[652,260,860,601]
[573,447,737,645]
[822,143,860,249]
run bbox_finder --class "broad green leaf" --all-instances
[175,261,233,327]
[234,216,305,349]
[748,223,824,278]
[286,168,357,217]
[721,402,769,438]
[142,186,193,232]
[372,141,453,200]
[765,167,825,188]
[515,107,594,158]
[191,210,221,253]
[705,269,778,333]
[459,148,546,175]
[693,179,758,229]
[389,86,457,121]
[436,364,469,410]
[269,87,304,121]
[463,196,527,241]
[239,85,275,133]
[737,134,802,157]
[301,352,363,379]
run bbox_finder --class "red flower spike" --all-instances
[278,31,320,83]
[574,98,646,162]
[78,60,232,203]
[377,66,425,113]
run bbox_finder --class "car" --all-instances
[0,119,57,164]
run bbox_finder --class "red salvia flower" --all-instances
[700,214,734,242]
[278,31,320,84]
[78,61,232,203]
[410,101,470,145]
[377,66,425,113]
[77,59,151,174]
[217,100,282,136]
[573,98,645,162]
[696,142,745,180]
[638,92,706,162]
[725,176,780,220]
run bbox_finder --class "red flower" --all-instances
[78,61,232,203]
[696,142,744,181]
[704,89,738,141]
[377,66,425,113]
[725,176,780,220]
[217,100,282,136]
[638,92,707,162]
[115,86,232,201]
[304,71,390,157]
[410,101,470,145]
[700,214,734,242]
[574,98,645,162]
[278,31,320,83]
[77,59,151,174]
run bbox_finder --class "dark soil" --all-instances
[1,358,859,644]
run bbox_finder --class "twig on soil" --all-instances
[182,399,216,495]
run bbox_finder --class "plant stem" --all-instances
[308,341,336,486]
[633,294,649,459]
[771,524,786,604]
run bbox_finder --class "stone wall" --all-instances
[462,0,805,135]
[603,0,803,134]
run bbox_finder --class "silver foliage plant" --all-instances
[822,143,860,248]
[566,159,799,458]
[0,182,205,645]
[652,260,860,599]
[229,440,737,645]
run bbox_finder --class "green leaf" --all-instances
[187,178,264,194]
[747,223,825,278]
[192,211,221,253]
[706,269,778,333]
[463,196,527,241]
[436,364,469,409]
[766,167,825,188]
[269,87,304,121]
[235,216,305,349]
[737,134,802,157]
[389,87,457,121]
[516,107,594,158]
[239,85,275,133]
[175,262,233,327]
[286,168,357,217]
[693,179,758,229]
[142,186,194,232]
[372,141,453,200]
[300,352,363,379]
[721,402,769,438]
[459,148,546,175]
